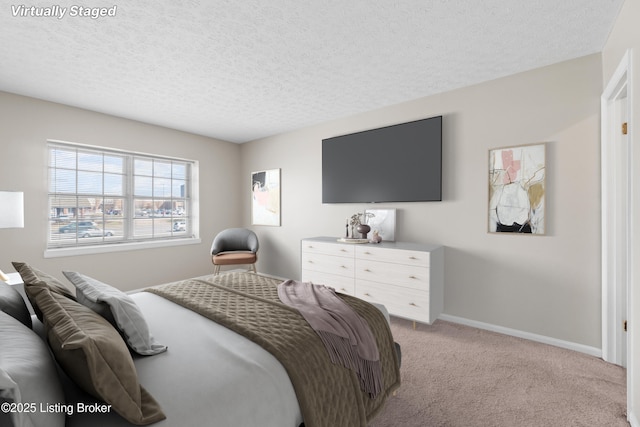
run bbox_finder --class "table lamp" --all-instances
[0,191,24,282]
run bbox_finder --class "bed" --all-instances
[0,264,401,427]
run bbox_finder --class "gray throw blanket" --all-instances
[277,279,383,398]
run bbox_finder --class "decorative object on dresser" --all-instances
[337,237,369,244]
[347,212,374,239]
[364,208,396,241]
[356,223,371,239]
[301,237,444,325]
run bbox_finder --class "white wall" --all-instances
[242,54,603,349]
[0,91,242,291]
[602,0,640,422]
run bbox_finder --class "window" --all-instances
[47,140,199,255]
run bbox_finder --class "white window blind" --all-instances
[47,141,198,252]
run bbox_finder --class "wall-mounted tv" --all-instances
[322,115,442,203]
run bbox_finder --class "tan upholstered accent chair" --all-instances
[210,228,259,275]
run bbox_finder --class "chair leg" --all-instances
[214,264,220,275]
[251,264,257,273]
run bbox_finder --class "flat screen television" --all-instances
[322,116,442,203]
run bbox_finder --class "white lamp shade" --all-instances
[0,191,24,228]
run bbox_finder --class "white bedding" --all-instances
[64,292,304,427]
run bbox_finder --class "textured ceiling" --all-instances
[0,0,624,143]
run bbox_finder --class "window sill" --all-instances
[44,237,202,258]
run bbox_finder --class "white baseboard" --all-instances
[629,411,639,427]
[438,314,602,358]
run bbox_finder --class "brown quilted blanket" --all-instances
[145,272,400,427]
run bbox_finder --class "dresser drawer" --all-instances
[356,280,432,324]
[356,259,428,291]
[301,252,354,277]
[356,246,430,267]
[302,240,355,257]
[301,270,355,295]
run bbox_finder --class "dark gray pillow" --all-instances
[0,311,65,427]
[0,281,31,328]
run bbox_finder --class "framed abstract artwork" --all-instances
[251,168,281,226]
[488,143,546,234]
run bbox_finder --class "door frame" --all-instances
[601,48,633,415]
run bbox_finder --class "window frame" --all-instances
[45,140,200,258]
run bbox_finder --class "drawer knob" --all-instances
[409,302,417,307]
[409,275,418,279]
[409,256,418,260]
[365,293,372,297]
[341,265,347,269]
[340,249,347,252]
[364,251,371,255]
[364,268,372,272]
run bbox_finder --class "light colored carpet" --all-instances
[369,318,628,427]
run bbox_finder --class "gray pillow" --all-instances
[0,281,31,329]
[62,271,167,356]
[0,311,65,427]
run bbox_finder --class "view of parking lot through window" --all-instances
[47,141,196,250]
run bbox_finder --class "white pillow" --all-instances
[62,271,167,356]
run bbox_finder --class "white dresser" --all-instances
[301,237,444,324]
